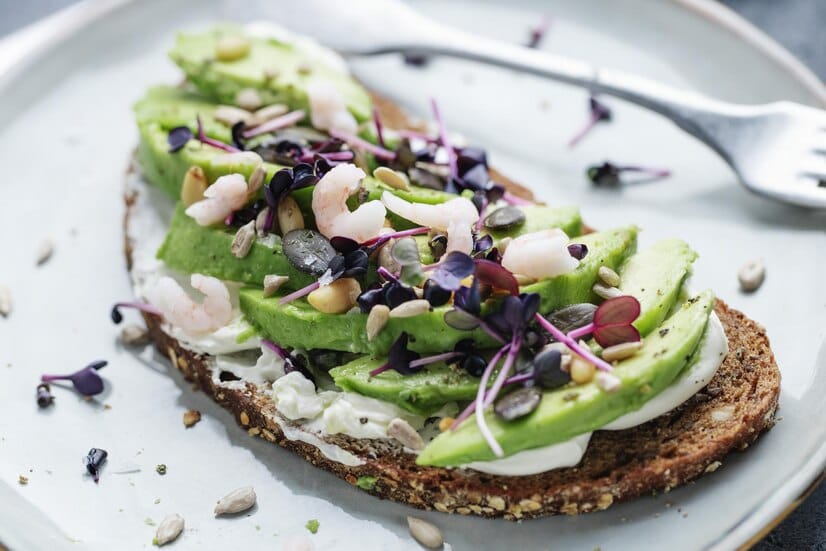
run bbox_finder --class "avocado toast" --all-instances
[121,25,780,519]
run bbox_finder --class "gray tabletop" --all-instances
[0,1,823,549]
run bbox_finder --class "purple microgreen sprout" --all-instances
[262,339,315,383]
[501,191,533,206]
[328,129,396,160]
[397,129,440,144]
[369,333,422,376]
[587,161,672,187]
[526,14,552,49]
[243,110,306,139]
[474,259,519,296]
[430,252,476,291]
[110,301,162,324]
[167,126,193,153]
[84,448,108,483]
[361,227,429,249]
[196,115,241,153]
[430,98,458,180]
[567,243,589,260]
[565,295,641,347]
[278,282,320,305]
[41,360,107,396]
[391,238,425,286]
[568,96,613,148]
[535,313,614,372]
[372,108,386,148]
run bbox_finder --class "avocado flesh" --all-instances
[618,238,698,336]
[156,203,315,291]
[329,358,482,416]
[416,290,715,467]
[521,226,639,313]
[169,27,372,121]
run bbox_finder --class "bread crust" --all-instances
[124,94,781,519]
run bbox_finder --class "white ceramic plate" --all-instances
[0,1,824,550]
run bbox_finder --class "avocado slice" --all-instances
[169,27,372,122]
[521,226,638,313]
[156,203,315,291]
[618,238,698,336]
[329,357,482,416]
[416,290,715,467]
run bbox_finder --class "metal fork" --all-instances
[301,0,826,208]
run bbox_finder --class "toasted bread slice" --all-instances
[123,93,780,519]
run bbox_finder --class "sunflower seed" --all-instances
[263,274,289,297]
[183,409,201,428]
[366,305,390,341]
[255,207,270,237]
[373,166,410,191]
[597,266,621,287]
[249,103,289,126]
[181,166,208,207]
[247,166,267,196]
[154,513,184,546]
[738,259,765,292]
[387,418,425,450]
[389,299,430,318]
[216,35,250,62]
[592,283,622,300]
[214,486,256,516]
[0,284,11,317]
[601,340,644,362]
[307,278,361,314]
[407,516,443,549]
[214,105,252,127]
[35,238,54,266]
[277,195,305,234]
[120,324,150,346]
[235,88,262,111]
[231,221,256,259]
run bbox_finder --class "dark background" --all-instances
[0,1,823,549]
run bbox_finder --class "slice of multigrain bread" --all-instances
[123,93,780,519]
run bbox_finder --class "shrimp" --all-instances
[151,274,232,334]
[501,229,580,280]
[312,163,386,242]
[185,173,250,226]
[307,81,358,134]
[381,192,478,255]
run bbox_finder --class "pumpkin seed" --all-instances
[386,418,425,450]
[282,229,336,276]
[366,304,390,341]
[494,387,542,421]
[0,284,11,317]
[235,88,262,111]
[373,166,410,191]
[231,221,256,259]
[214,486,256,516]
[154,513,184,546]
[738,258,765,292]
[214,105,252,127]
[407,516,444,549]
[180,166,208,207]
[247,166,267,196]
[547,303,597,335]
[307,278,361,314]
[592,283,622,300]
[483,206,526,231]
[597,266,621,287]
[216,35,250,61]
[277,195,305,234]
[35,238,54,266]
[263,275,289,297]
[249,103,289,126]
[389,299,430,318]
[601,340,643,362]
[120,324,150,346]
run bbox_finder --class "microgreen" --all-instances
[167,126,193,153]
[526,15,552,49]
[565,295,641,347]
[263,163,319,233]
[391,238,425,286]
[534,313,614,372]
[430,252,476,291]
[196,115,240,153]
[243,110,306,139]
[329,129,396,160]
[567,243,589,260]
[474,259,519,295]
[569,96,613,148]
[587,161,671,186]
[430,98,458,182]
[110,301,162,324]
[262,339,315,384]
[368,333,422,376]
[372,107,386,148]
[41,360,107,396]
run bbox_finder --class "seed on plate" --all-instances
[597,266,621,287]
[231,221,256,259]
[386,418,425,450]
[235,88,262,111]
[154,513,184,546]
[180,166,208,207]
[389,299,430,318]
[595,372,622,392]
[18,475,28,485]
[120,324,150,346]
[214,486,257,516]
[438,417,454,432]
[215,35,250,62]
[592,283,622,300]
[36,383,54,408]
[84,448,108,483]
[407,516,444,549]
[277,195,305,234]
[513,273,537,286]
[0,284,11,317]
[570,356,596,384]
[35,238,54,266]
[263,274,289,297]
[249,103,289,126]
[254,206,271,237]
[601,340,643,362]
[483,206,526,231]
[366,304,390,341]
[308,278,361,314]
[494,387,542,421]
[373,166,411,191]
[156,464,167,476]
[247,166,267,196]
[737,259,765,292]
[183,409,201,428]
[214,105,252,126]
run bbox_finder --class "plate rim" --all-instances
[0,1,823,550]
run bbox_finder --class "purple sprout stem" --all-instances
[362,227,429,247]
[263,206,275,233]
[482,337,522,408]
[502,191,533,206]
[224,212,234,226]
[527,15,552,48]
[502,371,534,386]
[196,115,240,153]
[430,98,458,180]
[243,110,306,139]
[372,107,386,148]
[40,374,71,383]
[369,362,392,377]
[329,129,396,160]
[474,347,507,457]
[620,165,672,180]
[535,313,614,372]
[475,199,489,232]
[376,266,401,283]
[113,301,163,317]
[261,339,289,359]
[451,344,510,431]
[566,322,595,341]
[408,351,462,369]
[568,113,601,148]
[298,151,354,163]
[278,281,321,305]
[398,129,440,144]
